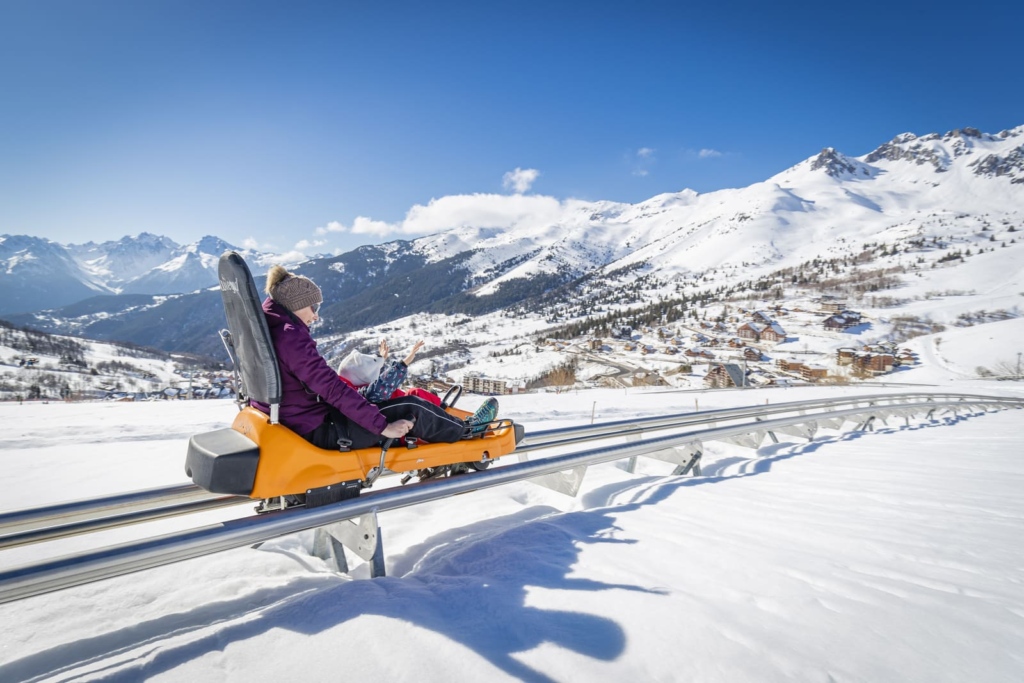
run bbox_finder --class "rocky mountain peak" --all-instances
[970,144,1024,184]
[192,235,236,255]
[809,148,865,178]
[865,137,949,172]
[943,127,983,140]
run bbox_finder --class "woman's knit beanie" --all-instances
[265,265,323,313]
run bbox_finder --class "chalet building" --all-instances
[823,316,846,331]
[463,374,513,395]
[685,348,716,360]
[737,322,764,341]
[738,321,786,343]
[663,346,679,355]
[743,347,763,362]
[839,310,862,323]
[760,322,787,343]
[824,312,861,331]
[776,359,805,373]
[751,311,774,325]
[589,338,604,351]
[836,347,858,365]
[414,378,469,397]
[727,337,746,348]
[801,365,829,382]
[820,297,848,313]
[855,353,895,374]
[704,363,747,388]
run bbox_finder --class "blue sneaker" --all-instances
[466,397,499,435]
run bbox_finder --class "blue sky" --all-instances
[1,0,1021,258]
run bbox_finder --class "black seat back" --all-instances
[218,251,281,418]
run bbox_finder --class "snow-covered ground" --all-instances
[1,346,1023,682]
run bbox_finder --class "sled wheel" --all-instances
[440,384,463,409]
[466,459,491,472]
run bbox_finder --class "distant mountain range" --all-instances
[0,233,274,316]
[3,124,1022,358]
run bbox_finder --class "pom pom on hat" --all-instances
[266,265,323,313]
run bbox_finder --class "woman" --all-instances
[256,265,497,450]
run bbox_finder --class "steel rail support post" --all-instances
[625,430,643,474]
[756,416,779,444]
[312,511,385,577]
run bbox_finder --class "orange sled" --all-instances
[184,251,524,508]
[187,405,522,505]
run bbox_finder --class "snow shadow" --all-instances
[699,412,972,479]
[0,577,338,683]
[2,506,660,683]
[1,413,981,682]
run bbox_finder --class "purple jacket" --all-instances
[253,297,388,436]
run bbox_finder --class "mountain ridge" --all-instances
[0,233,276,315]
[3,124,1022,357]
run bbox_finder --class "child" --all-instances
[336,339,443,407]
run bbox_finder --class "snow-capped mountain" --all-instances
[4,124,1022,357]
[69,232,180,287]
[0,235,109,314]
[120,236,238,295]
[0,234,269,315]
[392,125,1024,295]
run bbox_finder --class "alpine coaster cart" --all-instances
[185,252,524,513]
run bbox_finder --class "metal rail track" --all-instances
[0,391,1013,551]
[0,393,1020,604]
[0,393,964,544]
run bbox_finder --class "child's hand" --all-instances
[378,338,390,359]
[404,339,425,366]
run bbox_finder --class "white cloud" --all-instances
[349,217,398,236]
[502,167,540,194]
[274,250,310,265]
[241,236,282,251]
[403,193,563,234]
[308,193,563,241]
[294,239,327,251]
[699,148,723,158]
[631,147,656,177]
[302,171,563,250]
[313,220,347,236]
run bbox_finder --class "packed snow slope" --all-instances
[1,365,1022,679]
